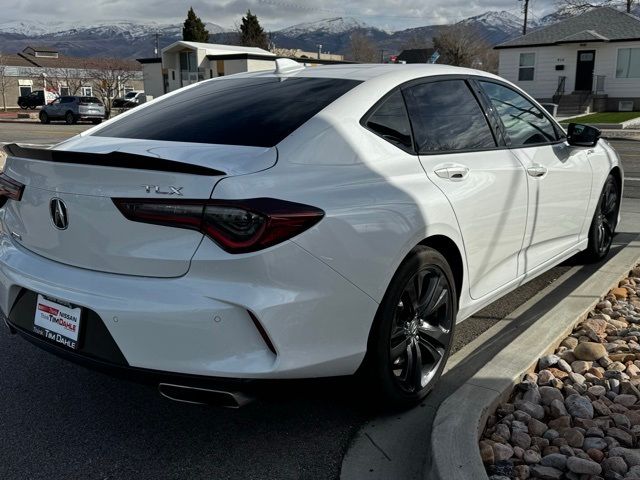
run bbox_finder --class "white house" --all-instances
[496,7,640,114]
[138,41,277,99]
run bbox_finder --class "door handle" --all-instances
[527,164,547,178]
[434,166,469,181]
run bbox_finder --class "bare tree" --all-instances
[0,54,10,112]
[348,32,378,63]
[45,64,92,96]
[89,58,138,116]
[432,24,493,69]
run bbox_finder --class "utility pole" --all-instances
[379,49,385,63]
[522,0,529,35]
[628,0,632,13]
[317,44,322,60]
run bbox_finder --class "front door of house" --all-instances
[575,50,595,91]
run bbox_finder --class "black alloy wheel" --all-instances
[363,246,457,408]
[390,265,454,394]
[582,174,619,262]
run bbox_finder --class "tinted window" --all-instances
[364,90,413,152]
[479,81,559,146]
[405,80,496,153]
[81,97,102,104]
[61,97,74,103]
[95,77,361,147]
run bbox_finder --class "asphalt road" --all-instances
[0,123,638,480]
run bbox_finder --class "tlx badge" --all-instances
[142,185,183,195]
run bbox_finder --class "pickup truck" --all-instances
[17,90,46,109]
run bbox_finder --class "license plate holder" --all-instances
[33,294,82,350]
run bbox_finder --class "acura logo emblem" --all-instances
[50,198,68,230]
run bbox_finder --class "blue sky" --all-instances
[5,0,559,30]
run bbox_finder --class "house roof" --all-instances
[162,41,275,57]
[0,53,36,67]
[496,7,640,49]
[396,48,437,64]
[16,50,140,70]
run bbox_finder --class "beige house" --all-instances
[0,46,144,109]
[138,41,350,99]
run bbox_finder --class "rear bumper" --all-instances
[0,231,378,379]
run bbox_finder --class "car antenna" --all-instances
[274,58,305,75]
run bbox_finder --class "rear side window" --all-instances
[479,81,559,147]
[363,90,413,153]
[94,77,362,147]
[61,97,74,103]
[81,97,102,104]
[404,80,496,153]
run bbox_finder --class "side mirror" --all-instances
[567,123,601,147]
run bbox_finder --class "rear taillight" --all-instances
[113,198,324,254]
[0,173,24,205]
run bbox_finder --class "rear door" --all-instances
[405,78,529,299]
[477,80,592,273]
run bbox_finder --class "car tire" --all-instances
[19,104,27,110]
[91,119,102,125]
[39,112,50,124]
[65,112,77,125]
[29,105,36,110]
[362,246,457,409]
[580,173,620,263]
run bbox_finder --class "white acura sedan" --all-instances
[0,62,622,408]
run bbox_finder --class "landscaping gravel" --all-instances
[480,267,640,480]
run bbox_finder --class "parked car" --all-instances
[39,96,105,125]
[112,91,146,108]
[17,90,46,109]
[0,63,622,408]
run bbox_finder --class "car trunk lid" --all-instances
[2,138,277,277]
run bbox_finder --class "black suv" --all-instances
[17,90,46,109]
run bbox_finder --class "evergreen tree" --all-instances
[239,10,269,50]
[182,7,210,42]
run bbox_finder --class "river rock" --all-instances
[566,456,602,474]
[574,342,608,361]
[565,394,594,419]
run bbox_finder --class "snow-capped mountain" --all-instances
[0,8,583,60]
[460,11,523,32]
[0,19,227,39]
[277,17,375,37]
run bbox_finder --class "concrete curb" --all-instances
[429,237,640,480]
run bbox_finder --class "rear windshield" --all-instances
[81,97,102,104]
[94,77,361,147]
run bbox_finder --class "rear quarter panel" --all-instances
[211,106,468,308]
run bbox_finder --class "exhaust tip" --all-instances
[158,383,254,408]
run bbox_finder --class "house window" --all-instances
[518,53,535,81]
[616,48,640,78]
[19,86,32,97]
[60,86,70,96]
[124,86,134,94]
[81,86,93,96]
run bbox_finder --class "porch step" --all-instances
[556,92,592,116]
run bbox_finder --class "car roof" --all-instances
[250,63,503,83]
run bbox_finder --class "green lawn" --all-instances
[561,111,640,124]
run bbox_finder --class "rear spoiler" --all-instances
[3,143,226,177]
